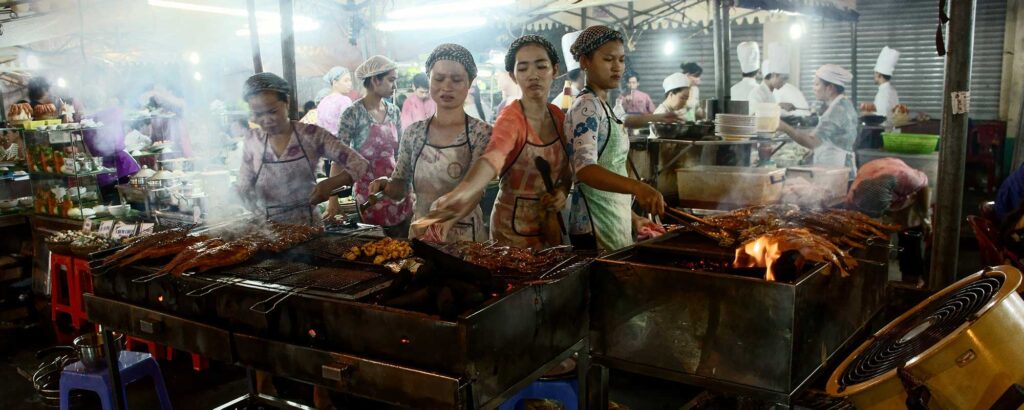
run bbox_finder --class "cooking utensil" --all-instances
[534,157,566,235]
[361,191,384,210]
[72,332,124,370]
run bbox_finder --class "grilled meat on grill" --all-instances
[117,235,210,267]
[170,240,261,275]
[734,228,858,280]
[159,238,226,275]
[101,227,192,265]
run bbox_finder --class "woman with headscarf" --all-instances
[369,44,492,242]
[429,35,570,249]
[236,72,368,226]
[565,26,666,251]
[778,64,859,179]
[316,66,354,136]
[323,56,414,236]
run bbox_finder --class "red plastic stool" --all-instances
[50,253,87,330]
[166,347,210,372]
[72,258,94,307]
[124,336,170,360]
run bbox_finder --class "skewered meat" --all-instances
[170,240,260,275]
[159,238,226,275]
[450,242,571,276]
[117,235,209,267]
[734,228,857,281]
[101,227,192,265]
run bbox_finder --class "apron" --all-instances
[814,96,858,180]
[490,102,568,249]
[572,89,633,251]
[254,125,318,226]
[411,114,485,242]
[354,120,413,227]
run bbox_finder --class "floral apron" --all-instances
[254,125,318,226]
[571,90,633,251]
[355,121,413,226]
[491,103,568,249]
[411,115,485,242]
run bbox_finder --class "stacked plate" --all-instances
[715,114,757,140]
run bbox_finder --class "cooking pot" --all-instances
[72,332,124,370]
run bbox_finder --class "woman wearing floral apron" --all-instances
[236,73,368,226]
[565,26,666,251]
[324,56,414,237]
[369,44,492,242]
[431,35,571,249]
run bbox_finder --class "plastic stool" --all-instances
[59,350,173,410]
[499,378,579,410]
[50,253,87,329]
[125,336,169,360]
[165,347,210,372]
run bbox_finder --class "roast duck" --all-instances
[7,103,33,121]
[33,103,58,120]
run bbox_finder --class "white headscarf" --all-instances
[815,64,853,87]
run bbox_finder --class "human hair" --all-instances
[303,100,316,111]
[879,73,892,81]
[627,73,639,82]
[765,73,788,81]
[742,70,758,78]
[680,62,703,76]
[27,77,50,104]
[362,71,389,89]
[664,87,687,98]
[412,73,429,90]
[567,68,582,81]
[821,79,845,94]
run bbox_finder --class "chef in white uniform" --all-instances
[730,42,760,102]
[551,30,584,107]
[869,46,901,118]
[747,43,794,112]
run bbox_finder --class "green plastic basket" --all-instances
[882,133,939,154]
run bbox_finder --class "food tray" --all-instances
[275,267,381,291]
[220,259,317,282]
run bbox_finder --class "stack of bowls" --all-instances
[715,114,757,140]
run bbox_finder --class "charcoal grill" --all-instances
[587,230,889,405]
[84,235,592,409]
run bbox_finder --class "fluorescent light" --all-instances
[789,23,804,40]
[193,72,203,81]
[387,0,513,20]
[188,52,200,65]
[149,0,319,30]
[375,16,487,32]
[57,78,67,88]
[663,41,675,56]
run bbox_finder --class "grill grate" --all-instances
[275,267,380,291]
[838,274,1004,388]
[220,259,316,282]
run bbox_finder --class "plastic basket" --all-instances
[882,133,938,154]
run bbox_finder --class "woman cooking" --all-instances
[324,55,414,237]
[565,26,665,251]
[430,35,570,249]
[777,64,859,179]
[369,43,492,242]
[236,72,368,226]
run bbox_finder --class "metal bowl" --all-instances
[649,122,709,140]
[860,114,886,126]
[72,333,123,370]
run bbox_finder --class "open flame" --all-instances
[732,228,856,281]
[734,235,789,281]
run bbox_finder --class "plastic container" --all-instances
[882,133,938,154]
[676,166,786,206]
[753,103,781,132]
[786,166,850,202]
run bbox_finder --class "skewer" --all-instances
[666,208,719,229]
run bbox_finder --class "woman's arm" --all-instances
[576,165,664,216]
[777,122,822,149]
[622,111,680,129]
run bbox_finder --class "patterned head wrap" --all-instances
[426,43,478,80]
[570,25,624,61]
[323,66,350,85]
[243,72,291,100]
[355,55,397,80]
[851,175,897,217]
[504,35,560,73]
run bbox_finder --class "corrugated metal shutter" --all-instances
[800,0,1006,119]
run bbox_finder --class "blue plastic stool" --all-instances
[499,378,579,410]
[59,350,173,410]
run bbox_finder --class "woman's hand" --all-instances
[368,177,390,195]
[322,199,340,222]
[632,183,665,216]
[309,180,335,205]
[540,188,568,213]
[432,188,480,220]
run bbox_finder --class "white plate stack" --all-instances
[715,114,757,140]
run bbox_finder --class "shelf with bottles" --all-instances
[27,176,108,219]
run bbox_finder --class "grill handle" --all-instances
[249,286,310,314]
[321,363,354,382]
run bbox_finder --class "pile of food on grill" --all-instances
[343,237,412,265]
[98,222,321,275]
[441,241,574,276]
[46,230,121,256]
[669,205,899,280]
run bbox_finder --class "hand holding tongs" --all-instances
[535,157,567,235]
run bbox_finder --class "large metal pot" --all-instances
[72,332,124,370]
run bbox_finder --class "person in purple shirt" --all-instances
[82,103,140,203]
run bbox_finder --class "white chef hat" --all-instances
[874,46,900,76]
[561,30,582,71]
[816,64,853,87]
[762,43,789,75]
[662,72,690,93]
[737,42,760,73]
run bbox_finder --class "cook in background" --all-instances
[654,73,691,115]
[777,64,858,179]
[80,89,141,203]
[431,35,571,249]
[861,46,901,118]
[747,43,795,112]
[493,71,522,118]
[565,25,666,251]
[236,72,368,226]
[400,73,436,130]
[370,44,492,242]
[299,88,332,126]
[325,56,414,237]
[551,30,584,108]
[141,83,192,159]
[679,62,703,121]
[316,66,355,137]
[614,72,656,116]
[730,41,760,102]
[847,157,929,278]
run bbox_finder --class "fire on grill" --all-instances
[666,205,899,281]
